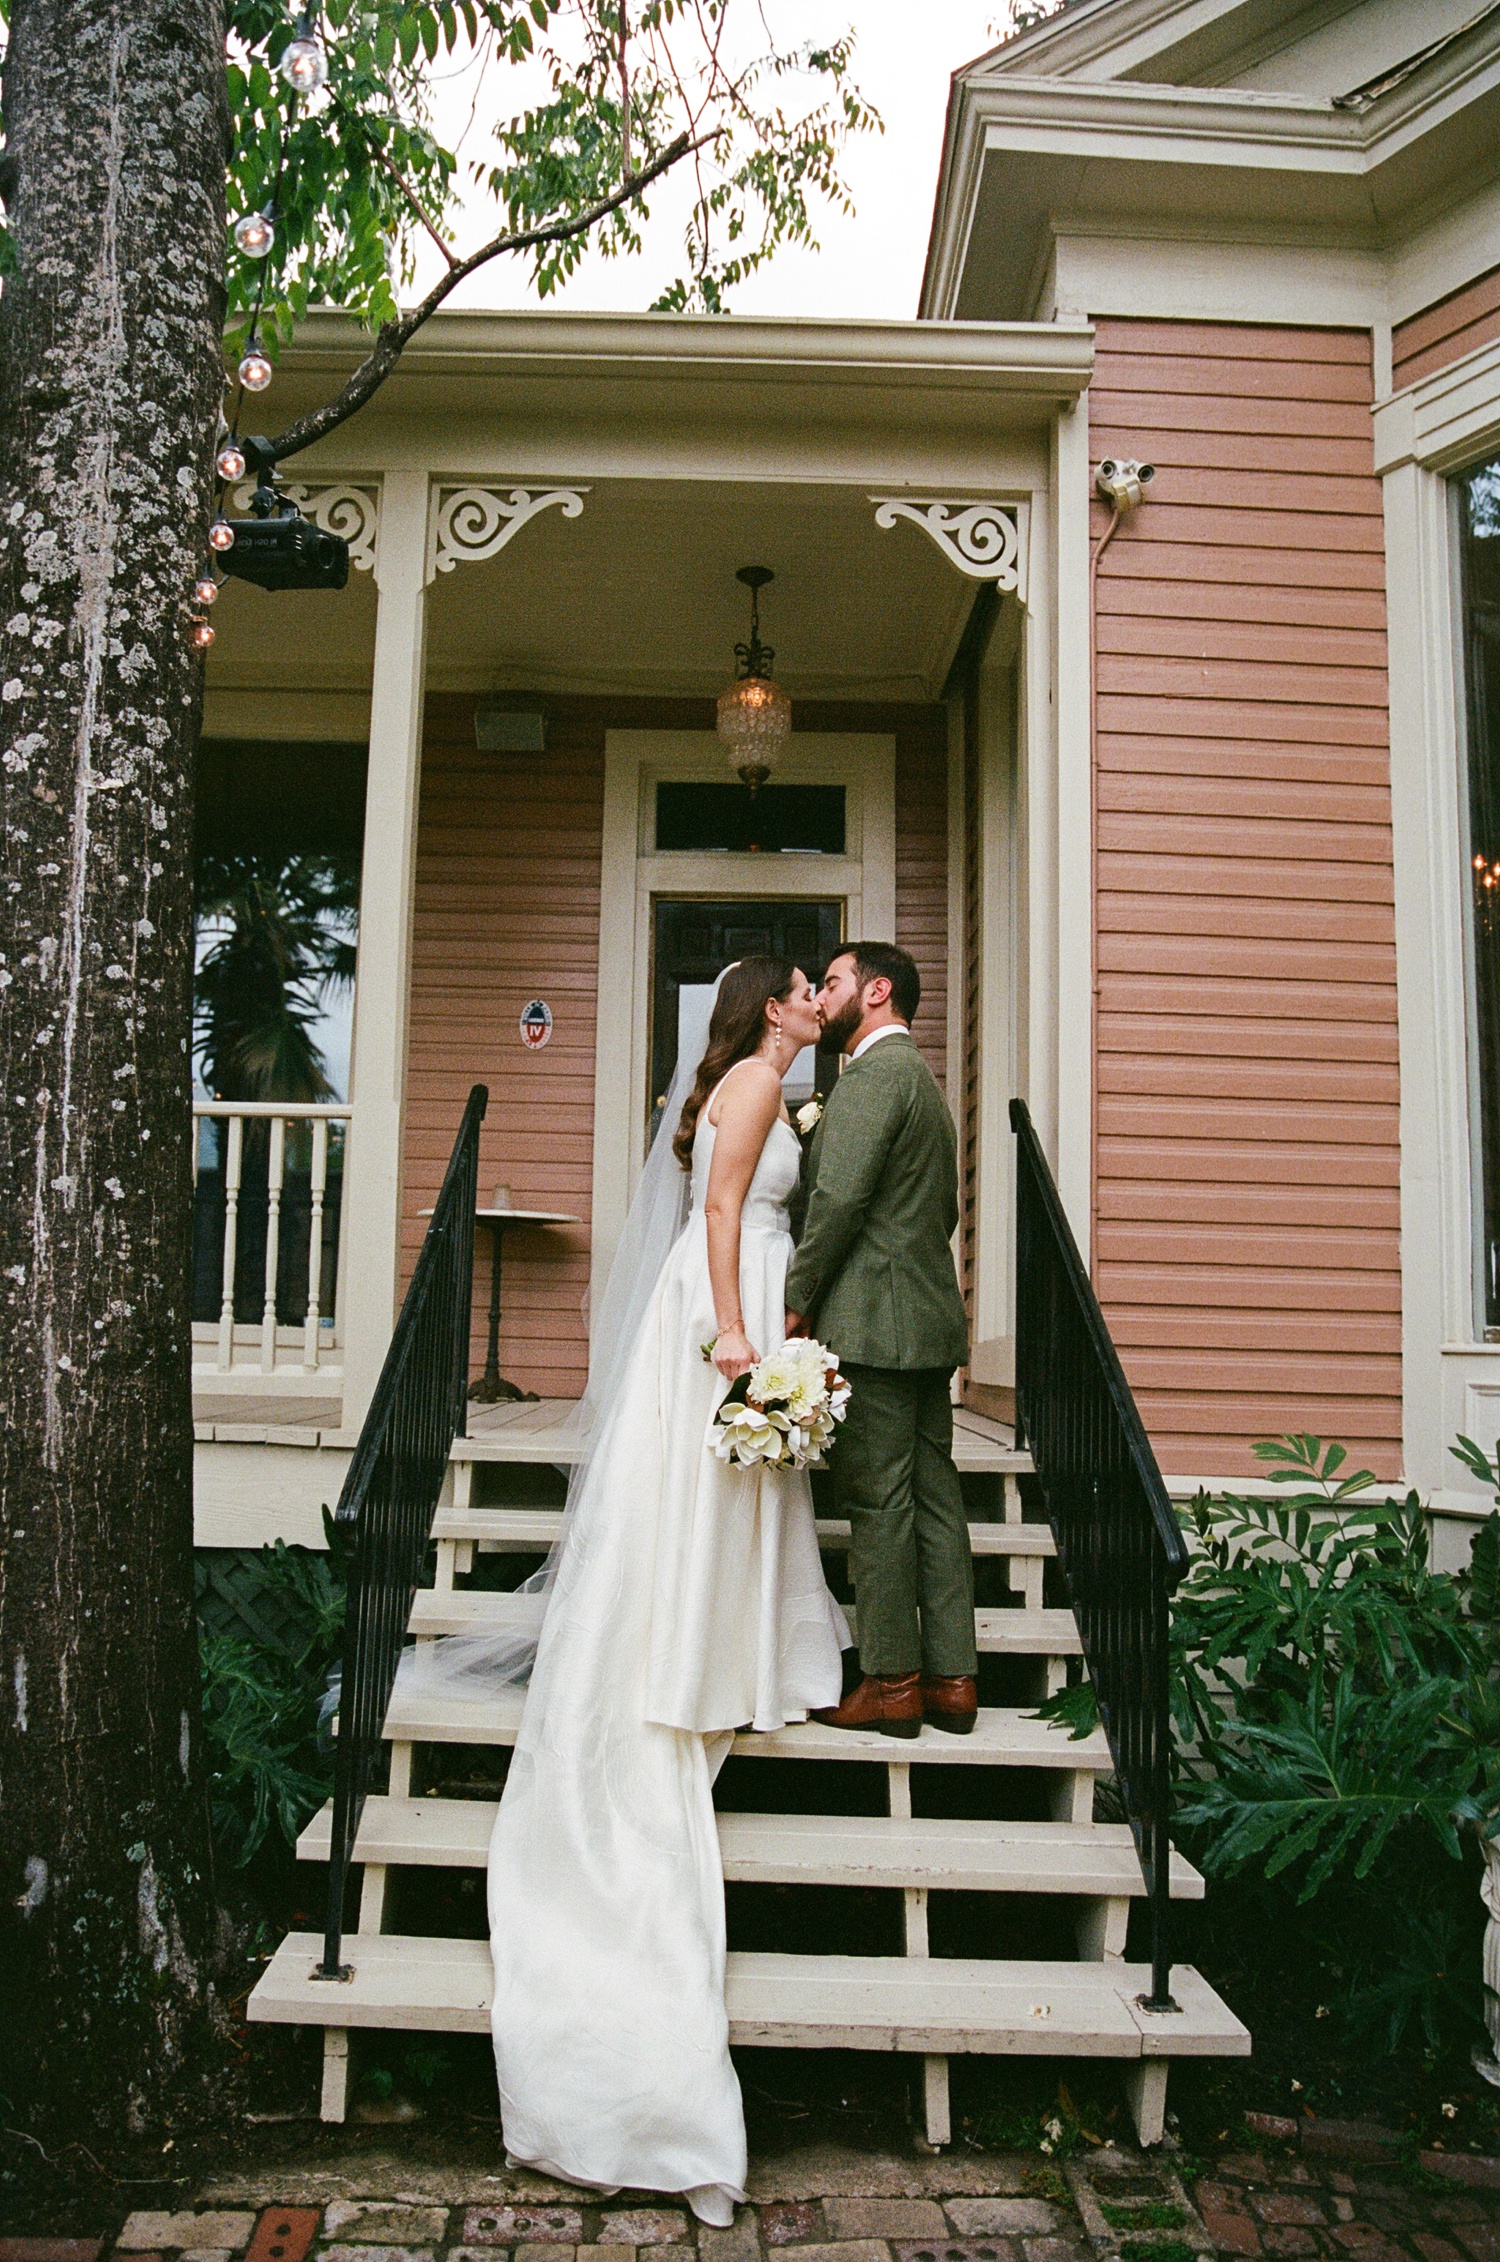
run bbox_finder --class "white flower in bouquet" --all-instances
[711,1337,850,1472]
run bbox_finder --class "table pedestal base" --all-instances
[469,1372,539,1406]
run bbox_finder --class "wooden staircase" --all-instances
[248,1400,1248,2142]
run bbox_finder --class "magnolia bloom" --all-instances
[713,1403,787,1464]
[713,1338,850,1472]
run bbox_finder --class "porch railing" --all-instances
[317,1083,487,1981]
[1009,1097,1188,2012]
[192,1100,351,1373]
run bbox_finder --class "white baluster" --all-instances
[217,1114,242,1372]
[261,1113,285,1374]
[305,1115,329,1371]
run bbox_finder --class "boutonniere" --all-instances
[795,1095,824,1138]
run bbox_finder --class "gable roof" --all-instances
[921,0,1500,317]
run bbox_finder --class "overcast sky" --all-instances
[411,3,1006,322]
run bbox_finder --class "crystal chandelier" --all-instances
[716,565,791,792]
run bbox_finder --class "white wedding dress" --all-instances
[486,1093,849,2221]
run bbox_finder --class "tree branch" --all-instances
[351,114,460,272]
[268,129,700,461]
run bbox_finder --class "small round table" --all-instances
[467,1206,580,1404]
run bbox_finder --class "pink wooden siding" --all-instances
[402,696,948,1399]
[1394,265,1500,391]
[1089,317,1401,1478]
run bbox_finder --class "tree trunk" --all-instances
[0,0,230,2131]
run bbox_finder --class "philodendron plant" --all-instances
[1042,1431,1500,2053]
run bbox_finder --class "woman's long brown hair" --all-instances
[672,956,797,1170]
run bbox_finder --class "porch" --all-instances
[193,309,1096,1512]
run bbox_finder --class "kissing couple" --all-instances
[410,942,973,2218]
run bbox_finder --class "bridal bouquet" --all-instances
[710,1337,851,1472]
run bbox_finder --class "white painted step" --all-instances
[431,1508,1057,1558]
[248,1933,1249,2059]
[378,1684,1113,1769]
[297,1798,1203,1898]
[407,1586,1081,1656]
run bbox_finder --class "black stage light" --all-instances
[221,514,350,591]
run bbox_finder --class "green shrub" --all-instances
[1043,1432,1500,2055]
[199,1526,346,1866]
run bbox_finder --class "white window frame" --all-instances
[1375,334,1500,1512]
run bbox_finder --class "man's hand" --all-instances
[784,1310,811,1339]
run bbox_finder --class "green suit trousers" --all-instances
[834,1363,978,1679]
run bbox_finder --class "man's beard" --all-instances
[821,998,864,1052]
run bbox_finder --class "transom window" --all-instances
[654,781,845,855]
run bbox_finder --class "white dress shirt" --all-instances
[850,1023,912,1062]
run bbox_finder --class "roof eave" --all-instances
[276,305,1096,400]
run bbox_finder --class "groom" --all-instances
[784,942,977,1738]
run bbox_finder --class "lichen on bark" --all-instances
[0,0,233,2130]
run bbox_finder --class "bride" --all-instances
[485,958,849,2220]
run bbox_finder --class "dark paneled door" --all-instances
[650,898,845,1139]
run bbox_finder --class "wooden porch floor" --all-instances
[454,1395,1023,1471]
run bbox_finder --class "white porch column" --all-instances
[1052,393,1094,1260]
[341,469,431,1430]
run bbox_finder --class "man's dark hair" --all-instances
[842,940,920,1025]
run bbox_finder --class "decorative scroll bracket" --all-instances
[428,484,588,582]
[871,497,1022,591]
[230,480,381,573]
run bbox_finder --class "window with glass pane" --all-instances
[1460,456,1500,1329]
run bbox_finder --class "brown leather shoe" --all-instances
[814,1671,923,1739]
[921,1674,978,1735]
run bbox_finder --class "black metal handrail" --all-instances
[316,1083,487,1979]
[1010,1097,1188,2011]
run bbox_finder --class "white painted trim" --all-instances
[1053,397,1093,1261]
[954,51,1500,174]
[1048,229,1389,330]
[279,305,1096,401]
[339,470,430,1428]
[1387,175,1500,330]
[971,648,1021,1370]
[1378,334,1500,1497]
[1376,336,1500,478]
[1020,486,1057,1175]
[946,695,968,1114]
[923,35,1500,332]
[202,688,372,739]
[588,732,897,1326]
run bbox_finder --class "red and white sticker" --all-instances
[520,999,553,1050]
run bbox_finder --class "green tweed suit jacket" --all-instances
[784,1031,969,1372]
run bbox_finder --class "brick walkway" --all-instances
[1192,2146,1500,2262]
[3,2137,1499,2262]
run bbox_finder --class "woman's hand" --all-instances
[713,1324,759,1382]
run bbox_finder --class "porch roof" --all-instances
[264,307,1095,475]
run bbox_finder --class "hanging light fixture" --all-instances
[716,565,791,792]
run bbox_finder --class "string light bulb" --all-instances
[208,516,235,552]
[189,618,216,650]
[280,20,329,92]
[215,440,246,482]
[238,337,273,391]
[194,575,220,607]
[233,208,276,258]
